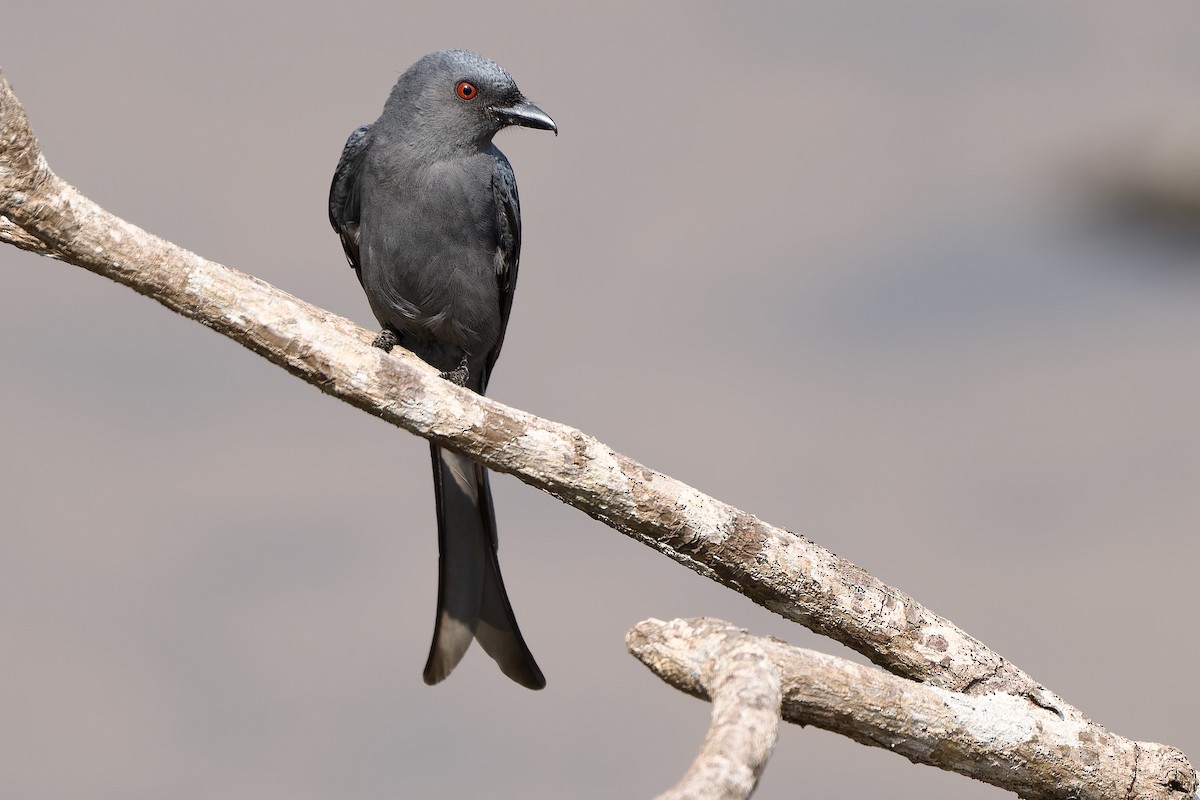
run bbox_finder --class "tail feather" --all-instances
[422,444,544,689]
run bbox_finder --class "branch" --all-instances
[1,69,1194,799]
[0,66,1058,700]
[632,620,781,800]
[630,618,1195,800]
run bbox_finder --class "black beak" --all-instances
[491,99,557,135]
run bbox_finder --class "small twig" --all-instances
[0,213,49,251]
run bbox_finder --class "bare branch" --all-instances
[628,619,780,800]
[630,618,1195,800]
[0,67,1029,699]
[1,70,1194,799]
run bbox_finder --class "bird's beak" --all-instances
[491,99,557,135]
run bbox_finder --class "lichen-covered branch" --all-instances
[630,618,1195,800]
[1,69,1194,799]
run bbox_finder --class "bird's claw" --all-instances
[373,328,400,352]
[439,357,470,386]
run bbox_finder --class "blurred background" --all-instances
[2,2,1198,798]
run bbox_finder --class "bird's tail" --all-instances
[423,443,545,690]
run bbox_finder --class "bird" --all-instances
[328,50,556,690]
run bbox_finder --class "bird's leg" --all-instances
[439,354,470,387]
[372,326,403,352]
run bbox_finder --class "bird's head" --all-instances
[383,50,556,147]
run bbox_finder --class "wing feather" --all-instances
[485,154,522,389]
[328,124,374,279]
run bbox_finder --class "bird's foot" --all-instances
[372,327,401,352]
[439,356,470,387]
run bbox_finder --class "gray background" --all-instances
[2,2,1198,798]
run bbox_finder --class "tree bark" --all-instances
[1,69,1194,799]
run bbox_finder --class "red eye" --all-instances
[456,81,477,100]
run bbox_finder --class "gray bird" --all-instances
[328,50,555,690]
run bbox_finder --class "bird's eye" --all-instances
[456,81,478,101]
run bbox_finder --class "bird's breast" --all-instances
[359,153,504,353]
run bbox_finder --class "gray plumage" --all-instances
[329,50,555,690]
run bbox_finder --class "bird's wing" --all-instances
[484,153,522,389]
[328,124,374,278]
